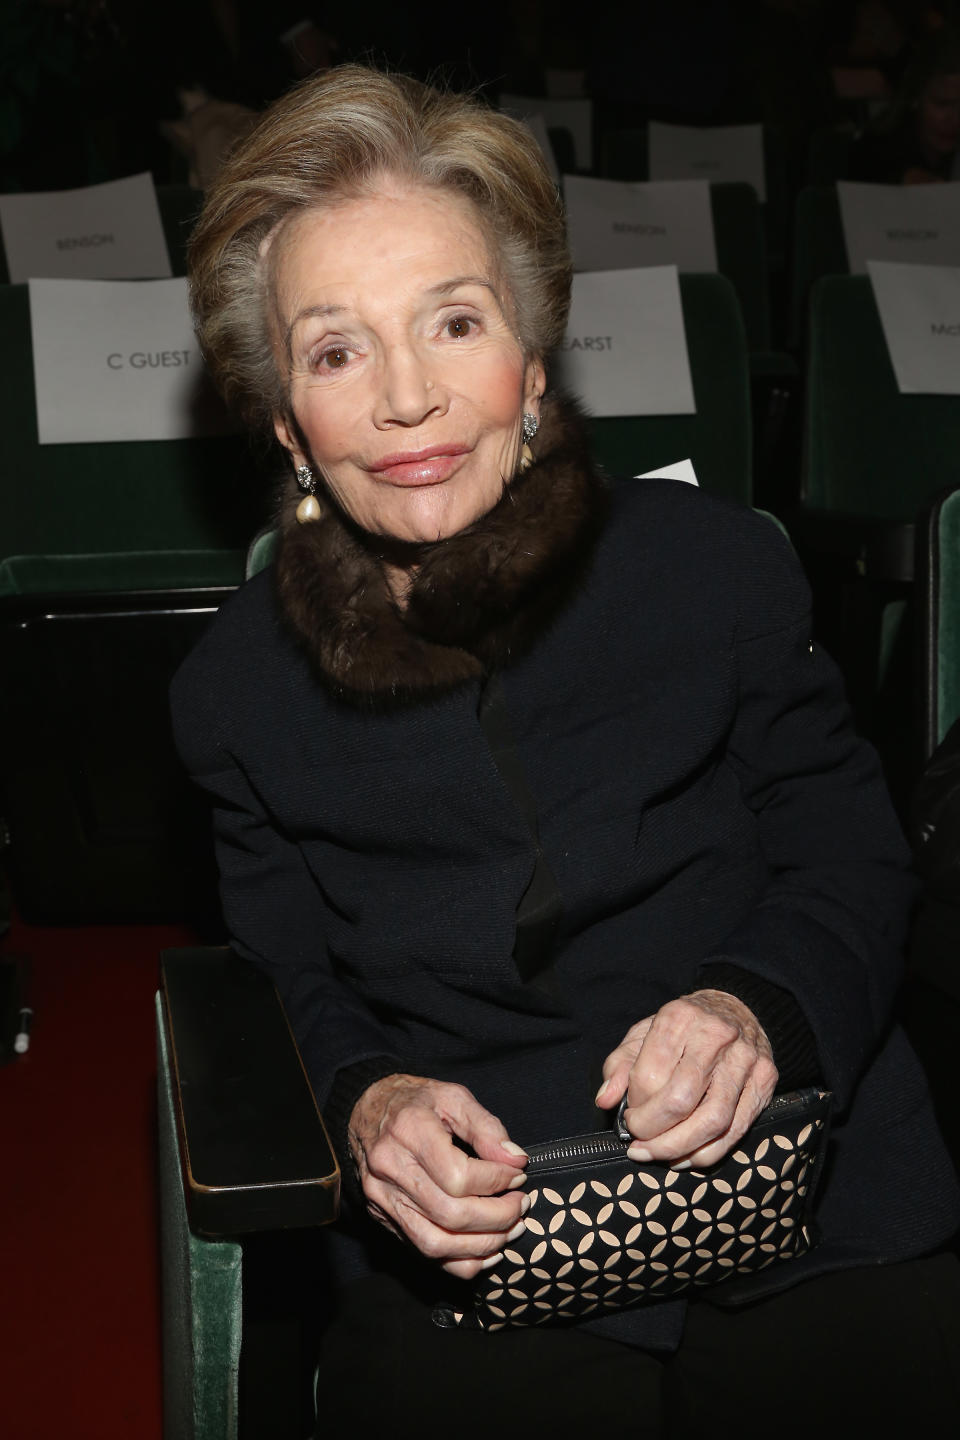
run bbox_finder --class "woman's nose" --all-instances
[375,345,442,427]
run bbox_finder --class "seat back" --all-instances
[0,585,232,923]
[246,526,279,580]
[0,281,270,921]
[601,123,787,261]
[920,485,960,755]
[710,181,770,352]
[791,186,848,347]
[0,283,268,594]
[589,272,752,504]
[588,160,771,355]
[804,275,960,521]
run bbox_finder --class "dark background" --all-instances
[1,0,952,193]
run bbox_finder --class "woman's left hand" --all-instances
[596,989,778,1169]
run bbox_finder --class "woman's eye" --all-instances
[445,316,475,339]
[318,346,350,369]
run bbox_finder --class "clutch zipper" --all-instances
[523,1088,825,1176]
[526,1131,629,1172]
[526,1098,632,1174]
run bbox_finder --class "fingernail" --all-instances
[506,1220,526,1242]
[672,1160,692,1171]
[501,1141,528,1158]
[594,1082,608,1104]
[507,1171,528,1189]
[480,1252,503,1271]
[627,1144,653,1163]
[519,1193,532,1215]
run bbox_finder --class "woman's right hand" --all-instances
[348,1073,530,1279]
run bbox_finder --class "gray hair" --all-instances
[188,66,571,436]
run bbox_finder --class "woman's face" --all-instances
[272,180,545,545]
[918,73,960,155]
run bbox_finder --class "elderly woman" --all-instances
[173,66,960,1437]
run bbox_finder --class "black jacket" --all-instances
[171,402,959,1348]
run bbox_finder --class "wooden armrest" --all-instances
[161,946,339,1237]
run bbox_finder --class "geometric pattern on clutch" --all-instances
[434,1091,830,1332]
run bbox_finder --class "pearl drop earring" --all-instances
[295,465,320,524]
[518,412,539,472]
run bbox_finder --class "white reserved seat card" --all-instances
[636,458,699,485]
[554,265,696,417]
[564,175,717,275]
[500,94,593,171]
[648,122,766,203]
[29,277,232,443]
[837,181,960,275]
[867,260,960,394]
[0,173,172,283]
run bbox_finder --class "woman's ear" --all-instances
[273,413,305,469]
[523,357,546,418]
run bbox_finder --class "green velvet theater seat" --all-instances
[0,285,267,566]
[0,282,272,921]
[706,182,799,510]
[600,125,789,276]
[588,272,753,505]
[909,486,960,1004]
[802,275,960,528]
[159,1001,241,1440]
[582,169,774,357]
[0,583,240,922]
[709,181,771,353]
[597,154,791,328]
[919,485,960,759]
[789,186,849,351]
[572,181,796,508]
[791,274,960,802]
[158,947,339,1440]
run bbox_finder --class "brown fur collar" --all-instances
[274,393,609,708]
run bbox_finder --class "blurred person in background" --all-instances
[849,24,960,179]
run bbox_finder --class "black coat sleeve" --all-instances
[170,678,403,1118]
[696,514,917,1110]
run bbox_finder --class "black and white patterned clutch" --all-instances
[433,1088,831,1332]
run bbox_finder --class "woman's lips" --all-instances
[367,445,470,486]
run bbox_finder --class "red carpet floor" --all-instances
[0,917,197,1440]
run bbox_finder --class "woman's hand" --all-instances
[348,1073,529,1279]
[596,990,778,1169]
